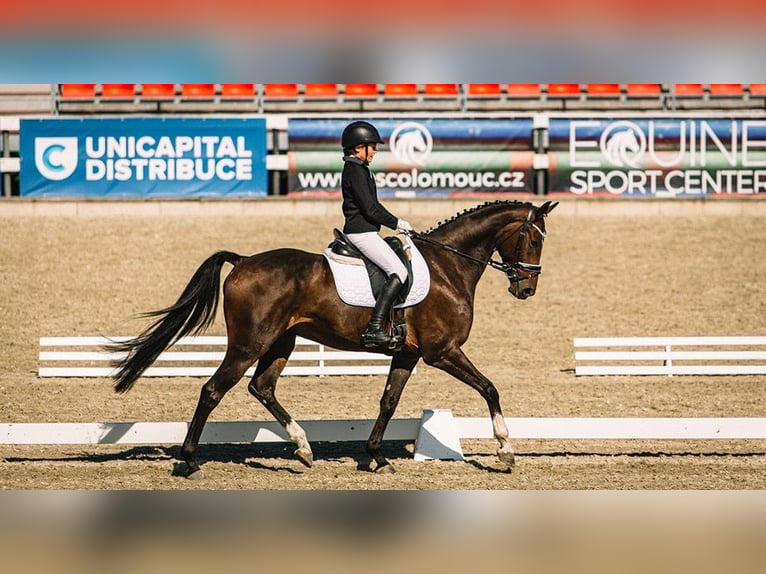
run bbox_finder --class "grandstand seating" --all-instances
[586,84,621,97]
[467,84,502,96]
[673,84,705,97]
[362,84,422,111]
[384,84,418,97]
[498,84,562,110]
[101,84,136,99]
[506,84,542,97]
[463,84,502,111]
[421,84,461,110]
[181,84,216,98]
[282,84,361,112]
[705,84,753,109]
[344,84,379,98]
[60,84,96,99]
[626,84,662,96]
[304,84,339,98]
[709,84,744,96]
[221,84,256,98]
[44,83,766,116]
[670,83,755,110]
[616,83,665,110]
[263,84,298,98]
[141,84,176,99]
[547,84,581,97]
[424,84,459,96]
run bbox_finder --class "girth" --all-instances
[328,229,414,304]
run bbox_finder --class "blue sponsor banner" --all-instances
[289,118,534,148]
[547,117,766,196]
[287,117,536,195]
[20,117,268,197]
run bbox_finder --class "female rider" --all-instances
[340,120,413,349]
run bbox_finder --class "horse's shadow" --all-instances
[3,441,416,475]
[6,444,761,477]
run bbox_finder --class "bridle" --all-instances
[404,207,547,284]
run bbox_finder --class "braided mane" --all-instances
[424,200,532,234]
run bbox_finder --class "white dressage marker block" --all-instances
[414,408,464,461]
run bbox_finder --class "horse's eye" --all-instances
[530,240,540,249]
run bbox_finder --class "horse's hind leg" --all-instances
[246,333,314,467]
[181,347,256,478]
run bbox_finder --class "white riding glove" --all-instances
[396,219,413,232]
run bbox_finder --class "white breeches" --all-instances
[346,232,408,283]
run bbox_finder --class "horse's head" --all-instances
[495,200,558,299]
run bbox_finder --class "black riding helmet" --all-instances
[341,120,384,152]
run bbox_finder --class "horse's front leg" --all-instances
[366,353,420,473]
[426,346,514,468]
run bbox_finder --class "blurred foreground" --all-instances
[1,490,763,574]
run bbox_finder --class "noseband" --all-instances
[495,208,547,284]
[405,207,546,284]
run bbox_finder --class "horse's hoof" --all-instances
[186,469,205,480]
[295,448,313,468]
[375,463,396,474]
[497,449,515,469]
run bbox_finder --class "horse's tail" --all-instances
[110,250,243,393]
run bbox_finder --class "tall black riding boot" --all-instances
[362,275,403,349]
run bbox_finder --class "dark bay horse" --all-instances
[111,199,558,478]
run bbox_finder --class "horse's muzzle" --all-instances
[509,284,535,299]
[520,286,535,299]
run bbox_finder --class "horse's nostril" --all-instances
[521,288,535,298]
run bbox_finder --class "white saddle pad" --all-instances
[323,235,430,308]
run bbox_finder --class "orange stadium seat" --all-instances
[101,84,136,99]
[547,84,581,97]
[586,84,621,96]
[221,84,256,98]
[708,84,744,96]
[673,84,704,97]
[263,84,298,98]
[424,84,458,96]
[749,84,766,96]
[304,84,339,98]
[626,84,662,96]
[384,84,418,97]
[506,84,541,97]
[182,84,216,98]
[345,84,378,97]
[60,84,96,98]
[141,84,176,99]
[467,84,501,96]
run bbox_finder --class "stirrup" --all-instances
[362,329,392,348]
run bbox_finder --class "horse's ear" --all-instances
[536,201,559,218]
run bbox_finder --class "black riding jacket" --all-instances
[341,156,398,234]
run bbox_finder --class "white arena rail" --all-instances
[39,336,395,378]
[2,410,765,461]
[574,336,766,376]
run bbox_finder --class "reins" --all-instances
[403,208,546,284]
[405,230,495,268]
